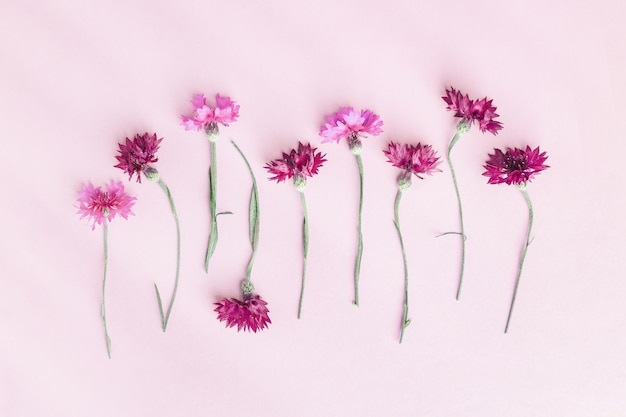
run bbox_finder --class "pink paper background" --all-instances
[1,0,625,415]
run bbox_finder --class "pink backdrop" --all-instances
[1,0,625,415]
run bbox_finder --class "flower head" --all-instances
[442,87,503,135]
[319,107,384,144]
[384,142,442,180]
[483,145,549,185]
[214,294,271,332]
[181,93,240,132]
[265,142,326,183]
[76,180,136,229]
[114,132,162,183]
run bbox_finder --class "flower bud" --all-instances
[206,121,220,142]
[456,119,471,135]
[294,173,307,192]
[397,172,412,190]
[241,280,255,298]
[348,134,362,155]
[144,167,160,182]
[102,207,110,218]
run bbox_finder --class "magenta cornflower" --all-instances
[443,87,503,135]
[384,142,441,343]
[76,180,136,358]
[77,180,136,230]
[115,132,181,332]
[215,294,271,332]
[265,141,327,183]
[384,142,442,181]
[265,142,326,319]
[181,93,240,272]
[215,141,269,333]
[441,86,503,301]
[320,106,383,307]
[114,132,162,183]
[483,146,549,185]
[483,145,549,333]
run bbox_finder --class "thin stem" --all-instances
[155,179,181,332]
[393,190,410,344]
[101,221,111,358]
[298,191,309,319]
[231,140,260,282]
[504,187,534,333]
[447,132,466,300]
[205,140,218,272]
[354,154,364,306]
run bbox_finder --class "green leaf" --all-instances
[216,211,234,216]
[154,283,165,331]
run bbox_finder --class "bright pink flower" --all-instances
[319,107,383,144]
[384,142,442,179]
[114,132,162,183]
[442,87,503,135]
[265,142,326,183]
[76,180,136,229]
[483,146,549,185]
[181,93,240,131]
[214,295,271,332]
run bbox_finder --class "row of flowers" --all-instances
[77,87,549,357]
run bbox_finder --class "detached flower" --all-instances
[181,92,239,272]
[320,106,383,306]
[383,142,441,343]
[215,141,270,332]
[482,145,549,332]
[265,142,326,318]
[76,180,136,358]
[441,86,503,300]
[215,293,271,333]
[115,132,182,332]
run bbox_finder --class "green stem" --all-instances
[354,154,364,306]
[205,140,218,272]
[447,132,466,300]
[504,187,534,333]
[101,221,111,358]
[393,190,410,343]
[231,140,260,281]
[155,179,181,332]
[298,191,309,319]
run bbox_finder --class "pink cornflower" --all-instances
[76,180,136,229]
[114,132,162,183]
[384,142,442,181]
[181,93,240,132]
[483,146,549,185]
[214,294,271,332]
[264,142,327,183]
[443,87,503,135]
[319,107,383,146]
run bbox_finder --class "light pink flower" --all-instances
[181,93,240,131]
[483,145,549,185]
[442,87,503,135]
[114,132,162,183]
[214,295,271,332]
[264,142,326,183]
[77,180,136,229]
[319,107,383,144]
[384,142,442,179]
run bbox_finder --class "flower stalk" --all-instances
[354,153,364,306]
[504,186,533,333]
[447,127,467,301]
[298,189,309,319]
[153,179,182,332]
[101,221,112,358]
[393,190,411,343]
